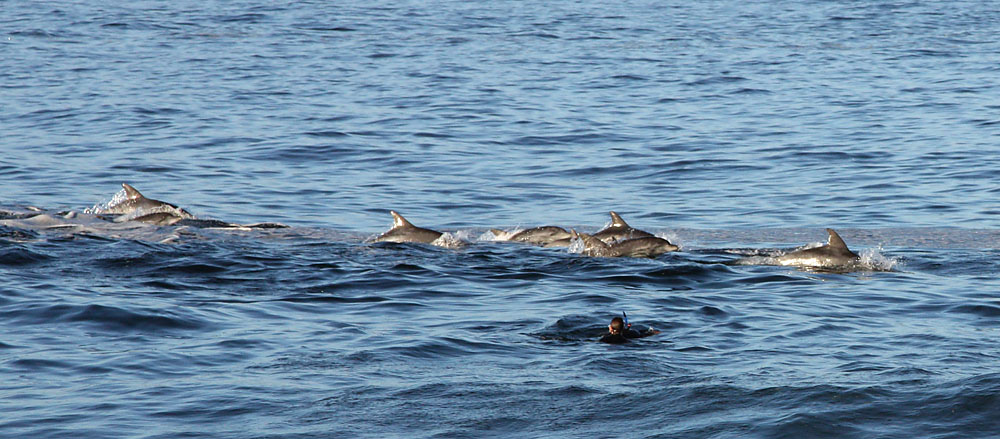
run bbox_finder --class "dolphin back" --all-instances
[373,211,444,244]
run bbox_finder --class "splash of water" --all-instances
[656,231,683,251]
[479,228,519,242]
[83,187,129,214]
[859,245,899,271]
[431,232,468,249]
[567,235,585,254]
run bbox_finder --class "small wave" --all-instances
[698,305,728,317]
[0,225,39,242]
[949,303,1000,318]
[0,245,51,266]
[218,13,268,23]
[65,304,206,332]
[4,302,205,332]
[303,130,349,138]
[676,345,713,352]
[276,295,389,305]
[542,385,602,397]
[387,337,517,359]
[8,358,73,372]
[611,74,648,81]
[9,29,67,38]
[685,75,748,86]
[532,315,604,342]
[509,31,560,39]
[731,87,772,95]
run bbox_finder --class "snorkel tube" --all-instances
[623,311,630,329]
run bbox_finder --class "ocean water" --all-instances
[2,1,999,437]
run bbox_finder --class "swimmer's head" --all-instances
[609,317,625,334]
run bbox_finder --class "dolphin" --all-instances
[96,183,195,225]
[543,237,573,248]
[775,228,860,268]
[129,212,190,226]
[571,229,679,258]
[371,211,444,244]
[592,211,655,244]
[490,226,572,246]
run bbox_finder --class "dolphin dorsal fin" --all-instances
[390,211,413,229]
[826,228,849,250]
[122,183,144,200]
[609,211,629,228]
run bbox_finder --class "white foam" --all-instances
[431,232,467,249]
[450,229,478,243]
[481,228,520,242]
[859,245,899,271]
[731,255,774,265]
[84,187,129,214]
[567,236,585,254]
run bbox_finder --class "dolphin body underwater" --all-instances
[774,228,860,268]
[570,229,679,258]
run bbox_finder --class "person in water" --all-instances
[599,315,660,344]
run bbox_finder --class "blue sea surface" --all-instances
[2,1,1000,438]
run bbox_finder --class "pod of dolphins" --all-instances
[91,183,862,268]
